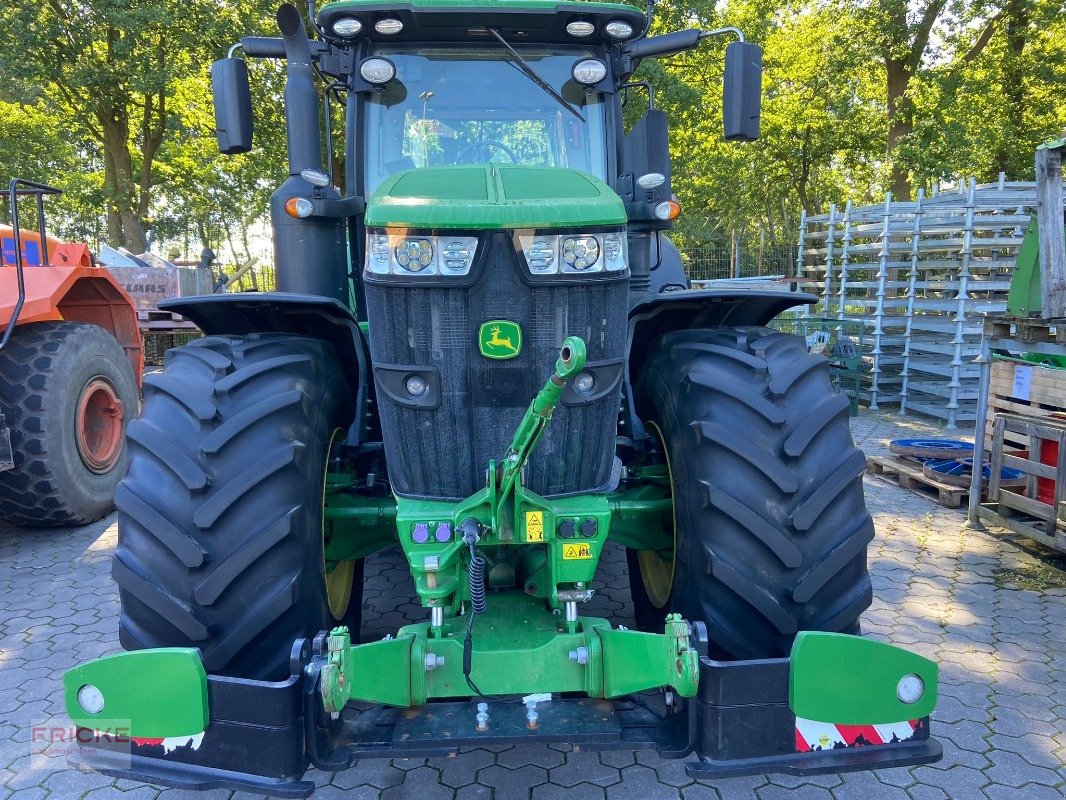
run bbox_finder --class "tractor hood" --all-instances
[364,165,626,230]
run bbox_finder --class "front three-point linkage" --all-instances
[463,337,587,695]
[319,336,700,711]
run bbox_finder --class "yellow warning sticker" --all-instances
[562,543,593,560]
[525,511,545,542]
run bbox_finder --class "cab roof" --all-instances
[317,0,647,46]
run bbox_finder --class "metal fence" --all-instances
[682,243,796,281]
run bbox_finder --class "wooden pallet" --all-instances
[977,503,1066,553]
[136,308,198,331]
[984,316,1064,345]
[867,455,970,509]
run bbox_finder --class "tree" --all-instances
[639,0,885,249]
[0,0,253,251]
[858,0,951,200]
[903,0,1065,187]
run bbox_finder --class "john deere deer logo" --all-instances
[479,320,522,359]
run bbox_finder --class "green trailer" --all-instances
[62,0,941,793]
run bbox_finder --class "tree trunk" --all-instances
[994,0,1031,177]
[885,56,913,201]
[99,110,149,253]
[102,151,124,247]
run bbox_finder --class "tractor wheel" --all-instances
[628,326,872,659]
[114,334,358,680]
[0,321,138,527]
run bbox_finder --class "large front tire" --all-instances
[114,334,356,680]
[629,326,872,659]
[0,322,138,527]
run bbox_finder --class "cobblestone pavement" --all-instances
[2,411,1065,799]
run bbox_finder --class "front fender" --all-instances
[622,289,815,441]
[160,292,370,447]
[627,288,815,382]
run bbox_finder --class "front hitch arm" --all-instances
[491,336,586,527]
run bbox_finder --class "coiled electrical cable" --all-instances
[464,541,489,696]
[467,547,487,615]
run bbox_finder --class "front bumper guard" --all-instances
[67,632,942,797]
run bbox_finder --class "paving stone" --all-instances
[768,772,843,789]
[40,766,115,795]
[474,764,549,794]
[427,749,496,788]
[4,789,49,800]
[496,743,565,770]
[985,733,1062,770]
[981,749,1062,788]
[532,782,606,800]
[983,783,1066,800]
[379,765,455,800]
[910,764,991,797]
[84,786,160,800]
[933,721,993,771]
[547,750,621,788]
[987,707,1059,738]
[597,750,636,769]
[903,787,948,800]
[332,759,406,790]
[680,784,722,800]
[606,765,684,800]
[634,751,693,788]
[829,771,912,800]
[455,785,493,800]
[873,766,922,788]
[310,783,380,800]
[756,784,835,800]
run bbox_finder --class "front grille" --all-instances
[364,233,629,499]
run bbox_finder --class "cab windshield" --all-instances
[363,47,609,195]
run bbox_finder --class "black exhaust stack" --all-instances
[277,4,321,175]
[269,3,349,303]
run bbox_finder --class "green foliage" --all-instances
[0,0,1060,268]
[644,0,1064,253]
[0,0,279,258]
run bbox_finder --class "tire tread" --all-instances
[633,325,873,658]
[0,321,137,526]
[115,334,353,679]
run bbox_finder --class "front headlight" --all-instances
[365,231,478,277]
[603,232,627,271]
[561,235,599,271]
[519,232,627,274]
[395,238,434,272]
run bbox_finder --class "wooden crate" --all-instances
[986,360,1066,451]
[980,413,1066,552]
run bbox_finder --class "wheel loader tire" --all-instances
[114,334,357,680]
[0,321,138,527]
[628,326,872,659]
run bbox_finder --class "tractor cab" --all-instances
[360,46,611,188]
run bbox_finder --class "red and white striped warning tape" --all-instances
[795,718,920,752]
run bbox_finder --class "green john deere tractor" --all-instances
[63,1,942,792]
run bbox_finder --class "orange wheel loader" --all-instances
[0,178,142,527]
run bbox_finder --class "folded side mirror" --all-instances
[211,58,254,155]
[618,108,673,222]
[723,41,762,141]
[624,109,672,192]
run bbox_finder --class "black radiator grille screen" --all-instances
[364,233,629,499]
